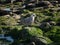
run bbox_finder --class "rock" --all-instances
[4,15,10,18]
[49,21,56,26]
[40,22,51,28]
[30,37,46,45]
[29,0,36,3]
[0,10,10,16]
[28,42,36,45]
[22,3,35,10]
[0,0,11,4]
[58,4,60,7]
[35,1,53,8]
[12,14,21,19]
[50,1,58,6]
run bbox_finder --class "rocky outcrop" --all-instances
[35,1,53,8]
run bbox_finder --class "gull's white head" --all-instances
[31,13,36,17]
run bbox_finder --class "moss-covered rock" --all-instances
[45,26,60,42]
[0,16,17,26]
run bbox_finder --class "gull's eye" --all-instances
[33,15,34,16]
[33,15,35,16]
